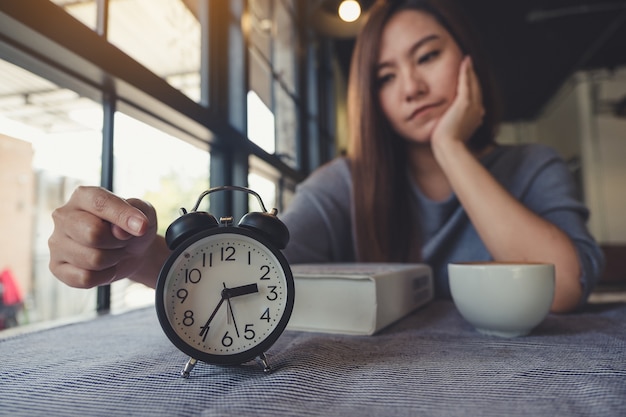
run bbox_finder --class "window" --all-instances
[51,0,202,102]
[108,0,201,101]
[0,0,334,332]
[110,112,210,312]
[50,0,97,30]
[0,58,101,328]
[247,90,275,154]
[247,0,300,170]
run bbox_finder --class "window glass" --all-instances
[249,0,272,61]
[49,0,97,30]
[248,155,297,214]
[247,90,275,154]
[273,0,297,94]
[3,0,308,331]
[0,59,101,331]
[274,82,298,168]
[247,0,299,166]
[248,156,277,212]
[110,112,210,312]
[249,42,272,110]
[108,0,201,101]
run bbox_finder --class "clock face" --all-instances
[156,227,294,365]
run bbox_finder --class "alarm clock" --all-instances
[155,186,295,377]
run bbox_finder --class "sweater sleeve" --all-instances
[279,158,355,264]
[499,144,605,307]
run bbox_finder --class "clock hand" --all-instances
[198,284,258,342]
[224,283,240,338]
[199,295,226,342]
[223,283,259,298]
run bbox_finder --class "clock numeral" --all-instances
[244,324,255,340]
[260,308,271,322]
[176,288,188,303]
[199,323,209,341]
[259,265,271,280]
[267,286,278,301]
[221,246,236,262]
[248,251,251,265]
[222,331,234,347]
[185,268,202,284]
[182,310,195,326]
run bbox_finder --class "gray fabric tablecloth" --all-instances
[1,300,625,417]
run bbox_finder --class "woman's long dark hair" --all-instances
[347,0,501,262]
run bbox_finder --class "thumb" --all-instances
[110,199,155,240]
[111,223,135,240]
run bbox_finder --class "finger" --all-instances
[50,261,117,289]
[70,186,149,236]
[465,56,483,106]
[456,56,471,100]
[48,235,119,288]
[53,208,128,250]
[125,198,158,232]
[49,231,127,272]
[109,199,157,241]
[111,224,134,241]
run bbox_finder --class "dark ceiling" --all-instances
[333,0,626,122]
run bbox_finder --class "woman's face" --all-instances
[376,10,464,144]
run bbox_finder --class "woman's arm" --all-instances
[435,141,583,312]
[432,58,584,313]
[280,159,355,264]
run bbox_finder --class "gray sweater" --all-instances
[280,144,604,303]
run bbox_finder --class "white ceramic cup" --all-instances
[448,262,555,337]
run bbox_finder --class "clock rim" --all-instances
[155,226,295,366]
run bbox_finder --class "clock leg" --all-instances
[258,352,272,373]
[181,357,198,378]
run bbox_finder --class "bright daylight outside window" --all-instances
[247,90,275,154]
[110,113,210,312]
[108,0,201,101]
[51,0,201,102]
[247,90,278,210]
[0,56,211,331]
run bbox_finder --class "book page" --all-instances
[291,263,424,277]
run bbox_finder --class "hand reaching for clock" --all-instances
[48,186,164,289]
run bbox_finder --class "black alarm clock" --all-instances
[155,186,294,377]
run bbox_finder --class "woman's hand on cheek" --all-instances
[431,56,485,153]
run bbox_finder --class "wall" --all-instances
[499,67,626,244]
[593,68,626,243]
[0,134,34,298]
[0,134,96,323]
[333,54,349,155]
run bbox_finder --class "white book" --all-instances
[286,263,434,336]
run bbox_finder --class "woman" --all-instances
[48,0,604,313]
[267,0,604,312]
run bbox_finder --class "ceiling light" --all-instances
[338,0,361,23]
